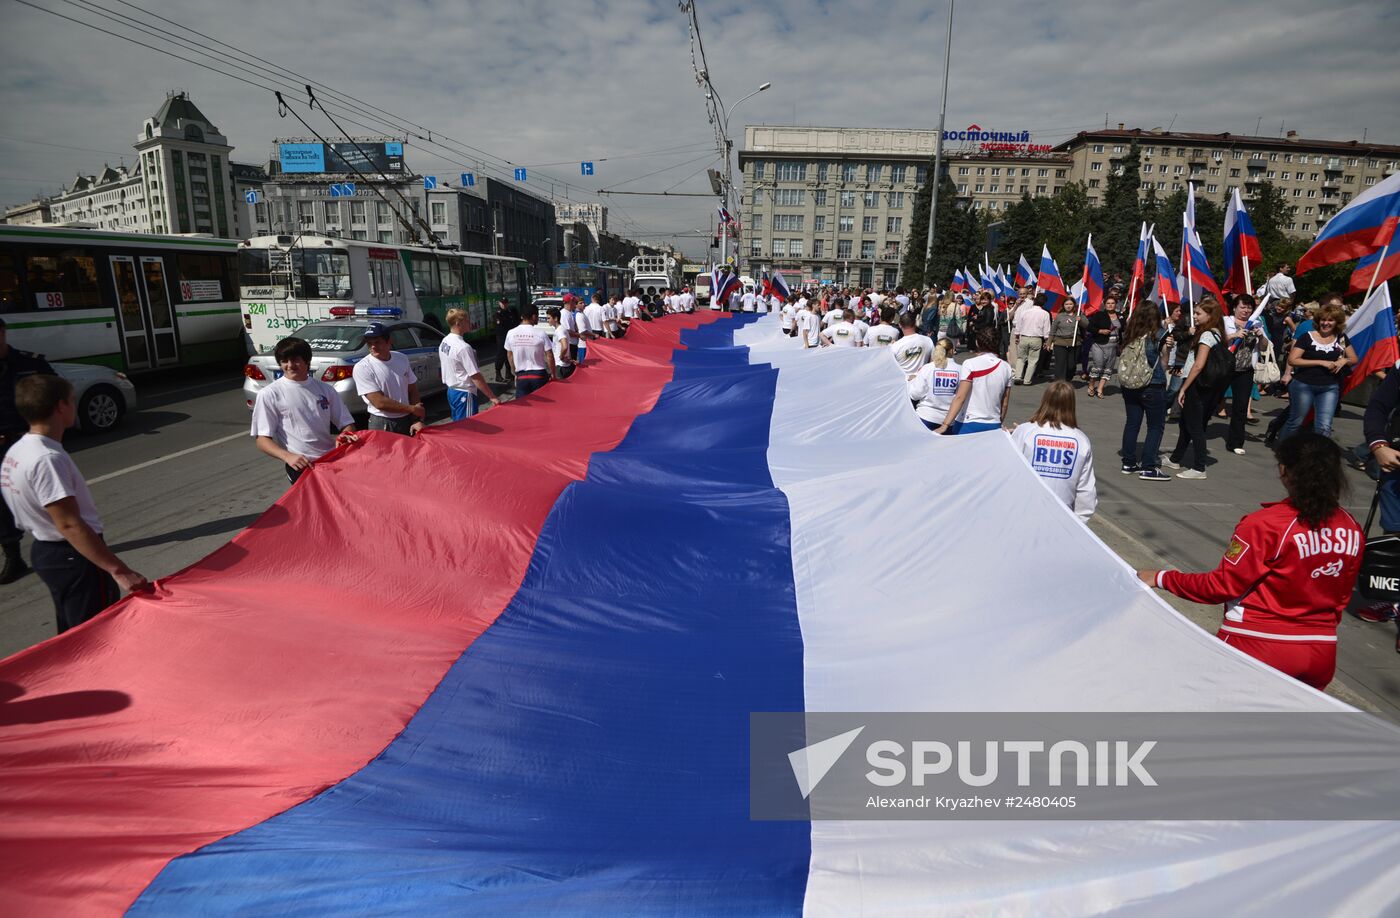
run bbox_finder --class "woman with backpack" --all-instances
[1164,299,1228,480]
[1117,302,1174,481]
[1279,301,1357,441]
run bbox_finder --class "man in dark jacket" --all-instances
[1358,367,1400,633]
[492,298,519,382]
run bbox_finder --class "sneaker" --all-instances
[1120,461,1140,475]
[1138,468,1171,481]
[1356,602,1399,624]
[1162,458,1182,470]
[1177,469,1208,480]
[0,546,29,585]
[1231,447,1246,455]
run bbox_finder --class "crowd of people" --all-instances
[2,272,1397,690]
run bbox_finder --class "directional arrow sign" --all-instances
[424,175,438,190]
[460,172,476,187]
[581,161,594,176]
[244,190,259,204]
[514,168,527,182]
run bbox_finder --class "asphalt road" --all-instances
[2,348,1397,725]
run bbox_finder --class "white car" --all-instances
[242,318,447,418]
[53,362,138,433]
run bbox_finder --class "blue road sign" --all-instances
[581,161,594,176]
[514,168,527,182]
[460,172,476,187]
[342,182,356,196]
[244,190,259,204]
[329,184,343,198]
[424,175,438,190]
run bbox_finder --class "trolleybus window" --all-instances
[238,248,275,286]
[438,257,463,296]
[484,260,503,292]
[175,252,235,303]
[502,262,519,293]
[410,255,438,296]
[24,248,102,310]
[0,249,20,312]
[294,250,351,299]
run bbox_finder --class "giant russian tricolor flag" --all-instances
[4,314,1400,914]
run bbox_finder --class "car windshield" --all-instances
[294,324,367,353]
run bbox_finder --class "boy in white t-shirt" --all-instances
[1010,381,1097,521]
[892,313,933,376]
[547,307,576,379]
[780,298,796,336]
[864,306,901,348]
[796,302,819,348]
[352,322,425,436]
[253,335,359,482]
[934,327,1013,435]
[1,374,149,632]
[820,317,862,348]
[439,309,502,422]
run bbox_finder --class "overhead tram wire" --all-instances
[10,0,625,206]
[303,85,440,246]
[272,91,424,245]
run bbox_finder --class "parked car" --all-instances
[533,296,563,323]
[242,318,446,418]
[54,362,138,433]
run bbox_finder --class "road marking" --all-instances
[86,432,247,485]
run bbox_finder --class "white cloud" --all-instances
[2,0,1397,258]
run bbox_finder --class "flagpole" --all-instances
[922,0,955,282]
[1242,252,1252,300]
[1364,242,1393,301]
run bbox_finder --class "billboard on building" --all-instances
[279,142,406,175]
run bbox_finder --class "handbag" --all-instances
[1358,480,1400,603]
[1253,338,1281,386]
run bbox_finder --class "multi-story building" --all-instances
[2,199,53,226]
[1056,125,1400,236]
[426,186,494,254]
[554,201,608,246]
[14,92,261,239]
[739,125,1069,287]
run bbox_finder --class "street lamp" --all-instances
[718,81,771,275]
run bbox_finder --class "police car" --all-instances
[533,295,563,324]
[241,308,446,418]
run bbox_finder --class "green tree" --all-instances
[993,192,1043,269]
[1097,140,1143,276]
[907,172,973,286]
[901,158,936,285]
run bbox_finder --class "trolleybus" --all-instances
[552,262,629,304]
[237,235,530,354]
[0,225,243,372]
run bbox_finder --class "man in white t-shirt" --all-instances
[546,307,576,379]
[820,316,862,348]
[352,322,425,436]
[741,288,757,313]
[865,307,901,348]
[584,295,610,340]
[619,291,640,330]
[768,292,783,313]
[850,310,871,344]
[822,299,845,327]
[779,298,797,337]
[894,288,912,313]
[604,296,622,337]
[728,288,743,313]
[1,374,148,632]
[439,308,502,422]
[677,287,697,313]
[1258,263,1296,302]
[892,314,933,376]
[796,301,820,348]
[935,327,1013,434]
[253,335,358,482]
[504,309,557,398]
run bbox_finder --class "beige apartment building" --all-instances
[1056,126,1400,236]
[739,125,1070,287]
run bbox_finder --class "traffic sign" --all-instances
[424,175,438,190]
[341,182,356,196]
[460,172,476,187]
[514,168,527,182]
[580,161,594,176]
[329,183,343,198]
[244,190,259,204]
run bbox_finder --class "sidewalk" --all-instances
[1005,370,1400,723]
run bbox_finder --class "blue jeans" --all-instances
[1281,379,1341,440]
[951,420,1001,435]
[515,372,550,399]
[1120,385,1168,469]
[1382,470,1400,534]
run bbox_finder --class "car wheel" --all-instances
[80,385,125,433]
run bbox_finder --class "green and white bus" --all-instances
[0,225,243,371]
[236,234,530,354]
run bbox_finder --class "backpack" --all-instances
[1195,332,1233,390]
[1117,335,1153,389]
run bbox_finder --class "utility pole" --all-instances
[922,0,955,286]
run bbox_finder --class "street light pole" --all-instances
[923,0,955,286]
[719,82,771,275]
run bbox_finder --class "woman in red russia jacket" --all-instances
[1138,433,1363,690]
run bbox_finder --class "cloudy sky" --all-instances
[3,0,1398,257]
